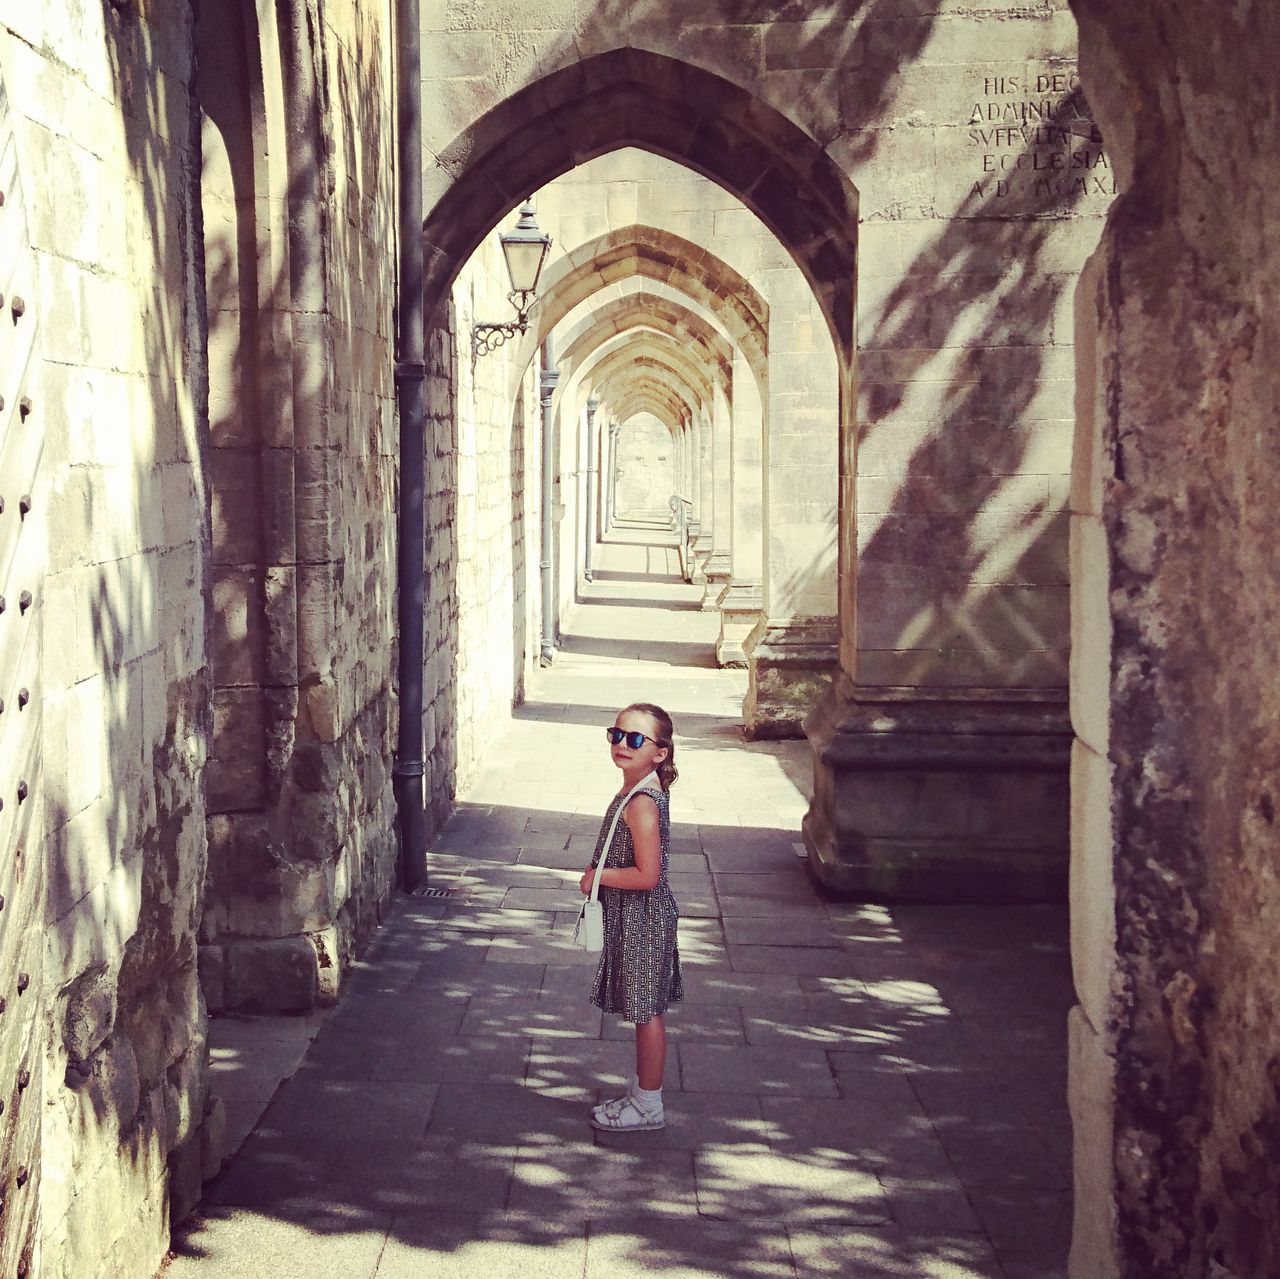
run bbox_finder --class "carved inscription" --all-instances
[966,69,1116,206]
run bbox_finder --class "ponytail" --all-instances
[624,701,678,791]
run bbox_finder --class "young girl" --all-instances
[578,702,684,1131]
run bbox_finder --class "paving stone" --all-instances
[712,871,817,900]
[207,1134,337,1209]
[460,993,604,1040]
[360,1032,530,1085]
[681,969,807,1006]
[694,1144,891,1225]
[516,845,590,870]
[787,1226,1003,1279]
[584,1217,792,1278]
[679,1044,839,1097]
[425,1083,587,1145]
[593,1090,770,1153]
[168,1205,392,1278]
[329,1139,518,1215]
[508,1142,699,1223]
[966,1186,1073,1258]
[758,1096,950,1172]
[255,1077,438,1147]
[742,1007,897,1052]
[527,1038,680,1098]
[879,1172,986,1232]
[728,944,859,977]
[603,1001,746,1045]
[375,1211,587,1279]
[719,894,828,919]
[486,936,600,967]
[724,915,839,947]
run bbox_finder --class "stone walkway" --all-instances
[166,525,1073,1279]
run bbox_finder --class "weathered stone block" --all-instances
[223,937,319,1012]
[803,679,1070,901]
[743,617,838,740]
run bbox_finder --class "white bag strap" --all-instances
[590,770,659,906]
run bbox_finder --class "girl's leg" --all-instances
[635,1015,666,1091]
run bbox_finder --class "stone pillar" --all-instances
[717,351,764,666]
[694,405,715,568]
[801,224,1079,901]
[684,414,706,583]
[702,381,733,610]
[605,420,620,531]
[745,283,840,738]
[584,394,598,582]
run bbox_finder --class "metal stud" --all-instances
[0,596,5,613]
[17,971,29,992]
[16,780,27,802]
[18,590,30,614]
[0,495,4,513]
[0,1097,4,1113]
[17,1067,29,1089]
[17,687,28,708]
[18,397,31,421]
[15,1167,26,1187]
[10,296,25,319]
[0,892,5,910]
[18,493,30,515]
[0,994,6,1013]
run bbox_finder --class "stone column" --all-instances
[584,394,598,582]
[605,421,620,531]
[693,404,715,569]
[702,380,733,610]
[744,282,840,738]
[717,350,764,666]
[801,253,1077,902]
[685,413,706,583]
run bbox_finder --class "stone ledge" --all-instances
[803,678,1071,902]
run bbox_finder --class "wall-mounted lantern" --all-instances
[471,198,553,360]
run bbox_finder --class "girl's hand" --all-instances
[578,867,595,896]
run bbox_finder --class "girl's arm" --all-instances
[583,795,662,892]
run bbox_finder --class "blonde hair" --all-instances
[623,702,678,791]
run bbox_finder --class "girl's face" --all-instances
[610,708,669,774]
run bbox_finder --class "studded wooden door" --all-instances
[0,72,43,1279]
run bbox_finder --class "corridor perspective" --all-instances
[168,528,1073,1279]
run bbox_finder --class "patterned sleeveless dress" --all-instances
[589,783,684,1023]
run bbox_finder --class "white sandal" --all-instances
[590,1095,665,1132]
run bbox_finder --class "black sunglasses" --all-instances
[606,727,660,750]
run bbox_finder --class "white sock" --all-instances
[632,1082,663,1112]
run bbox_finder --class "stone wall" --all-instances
[1069,2,1280,1276]
[443,233,540,794]
[614,414,676,516]
[4,2,216,1274]
[196,0,399,1016]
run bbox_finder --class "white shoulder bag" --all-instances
[573,771,659,952]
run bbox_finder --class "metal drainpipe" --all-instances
[539,337,558,666]
[393,0,428,890]
[584,396,598,583]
